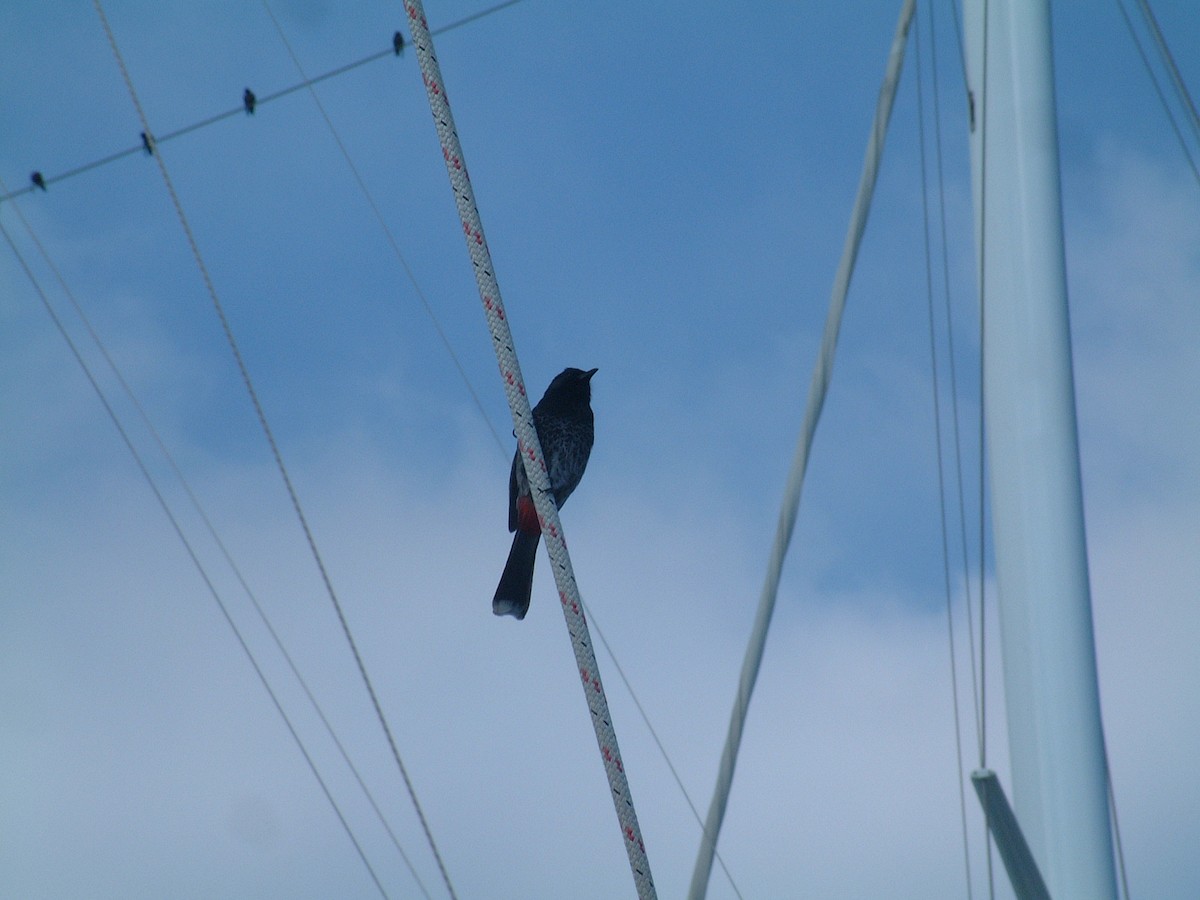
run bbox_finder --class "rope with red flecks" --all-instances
[401,3,655,897]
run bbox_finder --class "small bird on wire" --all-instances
[243,87,256,115]
[31,171,47,191]
[140,131,154,155]
[493,367,598,620]
[393,31,405,56]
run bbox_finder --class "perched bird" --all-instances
[493,367,598,620]
[31,171,47,191]
[243,87,256,115]
[393,31,405,56]
[140,131,154,155]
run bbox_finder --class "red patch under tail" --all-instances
[515,495,542,535]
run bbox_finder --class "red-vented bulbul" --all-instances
[493,367,597,619]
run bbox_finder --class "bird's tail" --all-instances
[493,530,540,620]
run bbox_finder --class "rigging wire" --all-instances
[0,194,391,900]
[1114,0,1200,188]
[255,0,507,457]
[0,50,389,202]
[0,191,434,899]
[1108,765,1133,900]
[945,0,973,129]
[913,8,974,898]
[939,0,989,769]
[90,4,458,897]
[974,1,997,895]
[582,606,745,899]
[1134,0,1200,150]
[977,0,990,775]
[0,0,525,204]
[937,0,986,757]
[1103,11,1154,895]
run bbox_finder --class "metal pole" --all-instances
[963,1,1117,897]
[971,769,1051,900]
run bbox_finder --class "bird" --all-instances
[493,367,598,620]
[31,171,47,191]
[140,131,153,155]
[243,88,256,115]
[393,31,405,56]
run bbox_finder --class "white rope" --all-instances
[401,3,656,897]
[687,2,916,896]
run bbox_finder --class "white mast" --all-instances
[963,1,1118,897]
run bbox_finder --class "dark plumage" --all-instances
[393,31,405,56]
[493,367,597,620]
[31,171,47,191]
[140,131,153,155]
[243,88,256,115]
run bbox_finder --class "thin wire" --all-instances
[0,0,525,204]
[1108,767,1133,900]
[914,9,974,898]
[1,192,433,900]
[90,5,457,898]
[946,0,972,126]
[0,206,390,900]
[933,0,984,754]
[1115,0,1200,187]
[0,50,384,202]
[432,0,525,36]
[1135,0,1200,148]
[257,0,507,457]
[581,602,745,899]
[931,0,989,882]
[975,1,996,895]
[975,0,989,774]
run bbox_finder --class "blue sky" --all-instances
[2,1,1198,897]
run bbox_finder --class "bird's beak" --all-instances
[585,368,598,380]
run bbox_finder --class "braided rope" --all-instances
[401,4,655,896]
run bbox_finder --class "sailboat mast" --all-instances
[963,1,1118,897]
